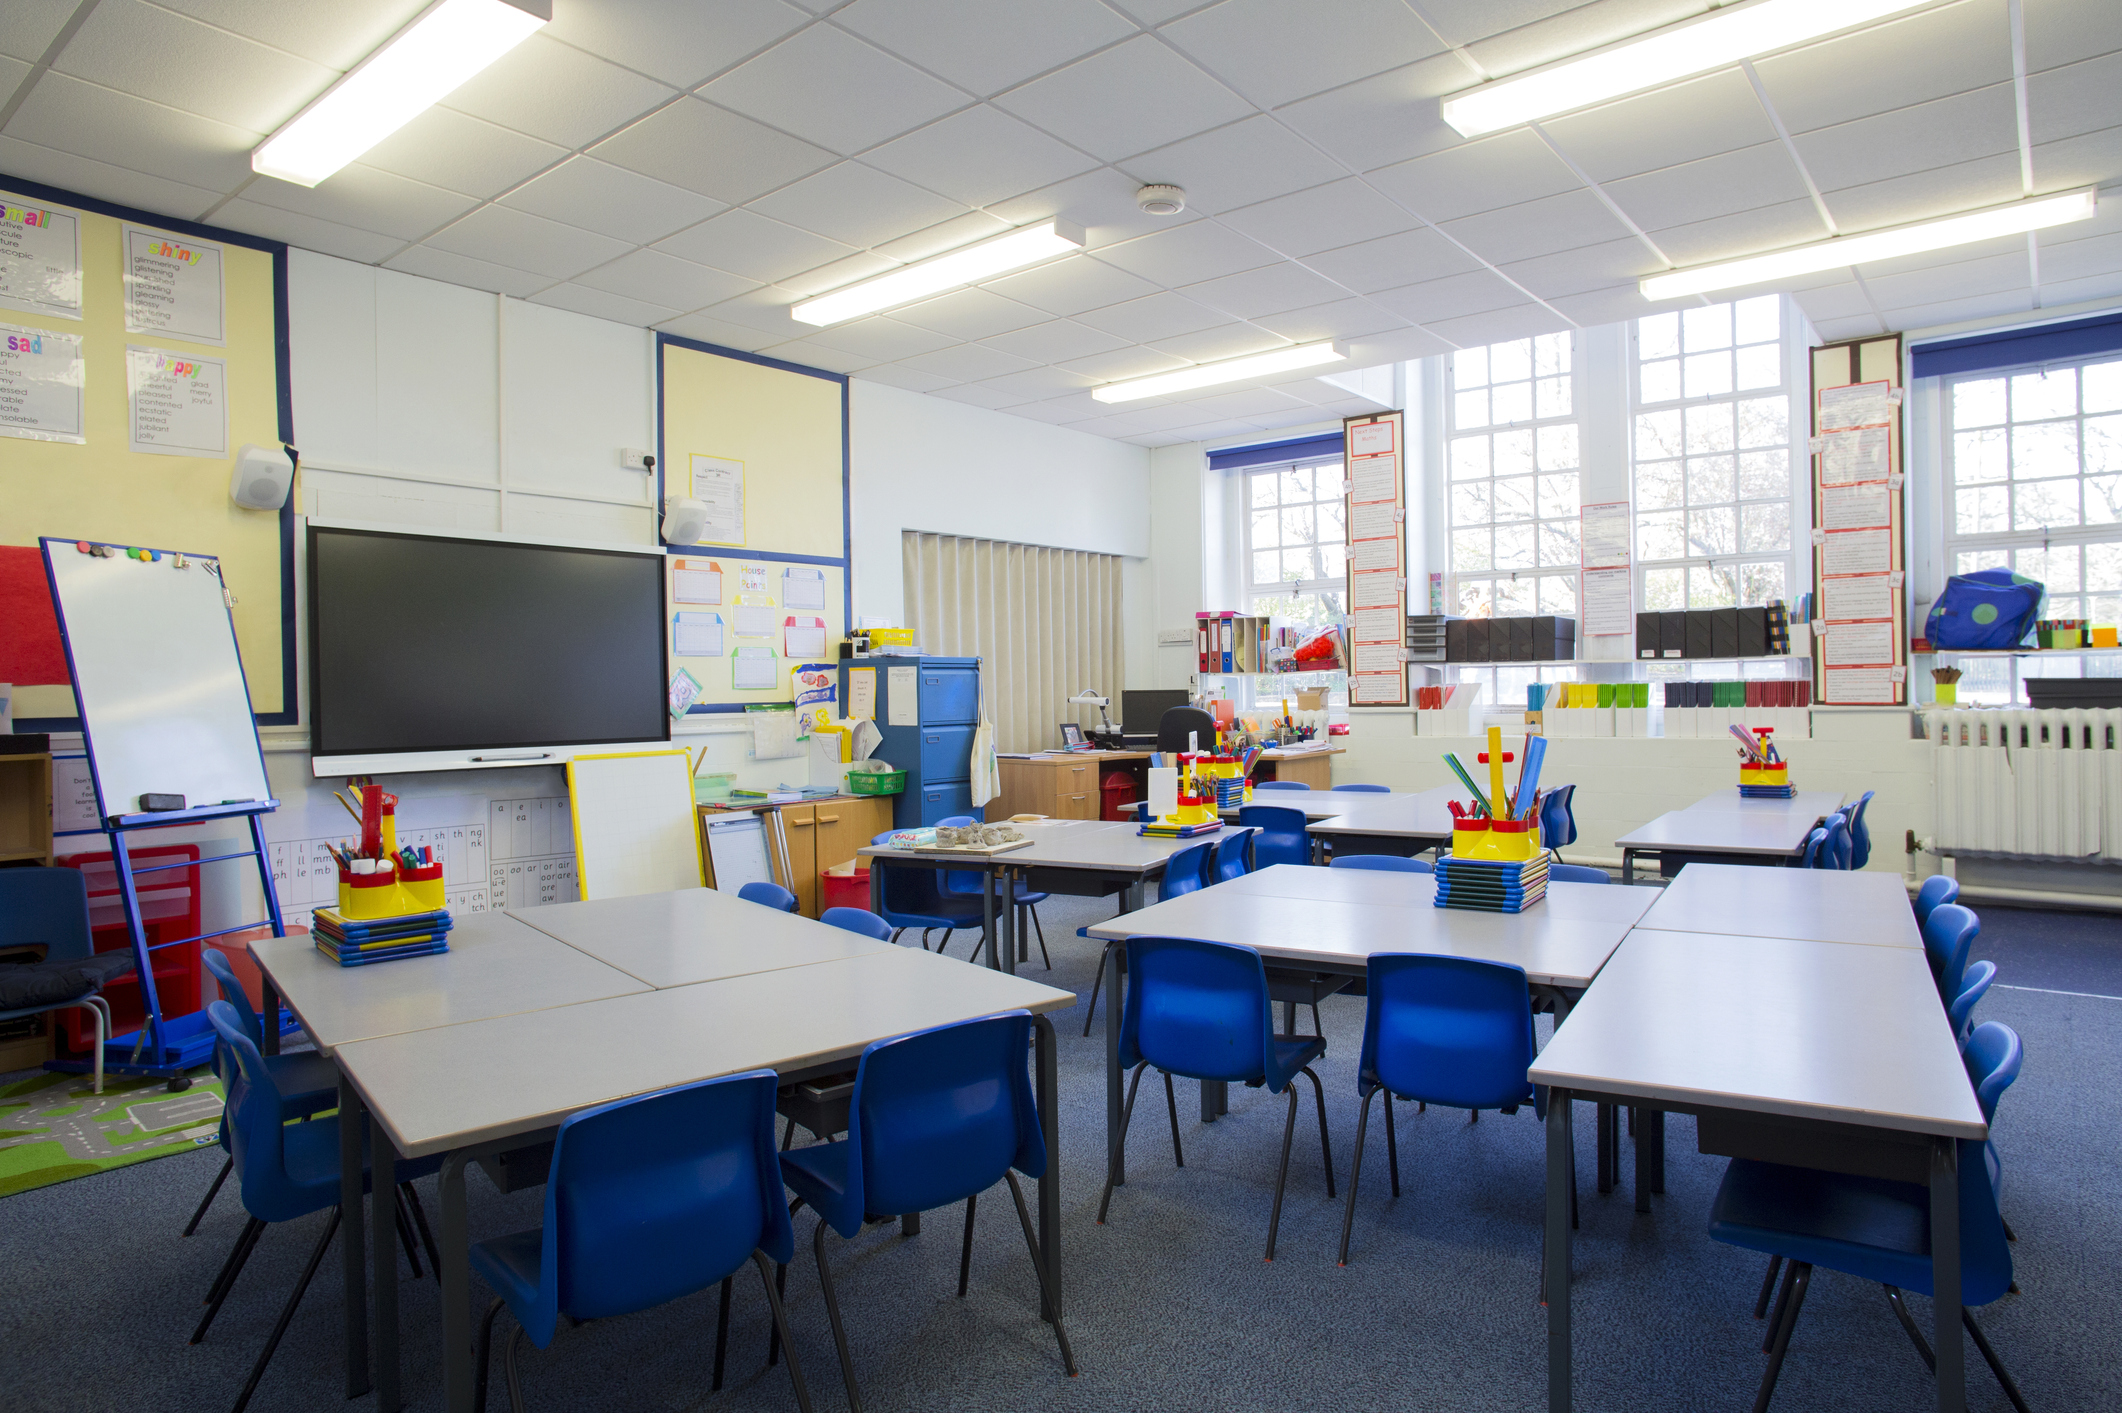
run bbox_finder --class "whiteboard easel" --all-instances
[565,750,706,900]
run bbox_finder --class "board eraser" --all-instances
[139,793,185,812]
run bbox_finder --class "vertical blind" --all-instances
[902,531,1124,754]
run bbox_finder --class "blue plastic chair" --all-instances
[1839,789,1876,869]
[1329,855,1432,874]
[739,880,799,912]
[1237,804,1311,869]
[1098,935,1333,1260]
[1801,813,1852,869]
[1547,863,1610,885]
[1951,959,1997,1043]
[1337,953,1542,1264]
[1924,902,1981,1006]
[1081,839,1214,1038]
[1255,779,1310,791]
[1915,874,1959,926]
[1332,783,1390,793]
[779,1013,1075,1409]
[197,1002,443,1413]
[1538,784,1579,862]
[820,907,891,941]
[0,867,125,1094]
[1707,1022,2027,1413]
[1212,827,1256,884]
[470,1071,815,1413]
[937,815,1051,970]
[867,831,984,954]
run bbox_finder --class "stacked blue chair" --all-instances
[469,1071,815,1413]
[1924,903,1981,1007]
[1211,827,1256,884]
[1839,789,1876,869]
[1801,813,1853,869]
[1538,784,1579,864]
[1237,804,1311,869]
[1337,954,1545,1264]
[938,815,1050,969]
[1951,959,1997,1043]
[1330,855,1432,875]
[1098,935,1333,1260]
[197,1002,443,1413]
[1080,839,1213,1037]
[1332,783,1389,793]
[820,907,891,941]
[1915,874,1959,926]
[1708,1022,2028,1413]
[779,1013,1075,1410]
[738,880,799,912]
[1546,863,1610,885]
[1255,780,1310,792]
[867,831,984,954]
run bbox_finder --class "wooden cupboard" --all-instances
[697,794,894,919]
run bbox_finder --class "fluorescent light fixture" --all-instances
[252,0,549,187]
[1441,0,1930,138]
[1093,342,1348,404]
[791,221,1084,326]
[1641,189,2098,300]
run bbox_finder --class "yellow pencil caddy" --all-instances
[336,863,445,920]
[1449,817,1542,862]
[1739,763,1790,788]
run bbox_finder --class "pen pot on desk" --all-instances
[1934,684,1958,705]
[1739,762,1790,788]
[1450,817,1541,862]
[338,862,402,920]
[399,863,445,912]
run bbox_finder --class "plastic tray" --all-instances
[847,768,907,796]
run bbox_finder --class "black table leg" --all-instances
[338,1073,369,1399]
[1932,1138,1965,1413]
[1035,1015,1061,1321]
[371,1113,401,1413]
[1545,1088,1573,1412]
[1105,942,1123,1188]
[260,977,282,1057]
[442,1151,473,1413]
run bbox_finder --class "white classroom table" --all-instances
[1679,789,1847,818]
[1532,928,1985,1413]
[506,886,889,987]
[1636,862,1921,949]
[1613,803,1838,883]
[1300,785,1461,861]
[1217,790,1427,821]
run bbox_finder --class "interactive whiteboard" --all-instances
[565,749,705,901]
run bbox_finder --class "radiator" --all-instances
[1923,708,2122,861]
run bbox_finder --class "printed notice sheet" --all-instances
[782,567,827,610]
[1825,667,1898,705]
[0,194,81,320]
[672,558,721,603]
[1352,642,1405,673]
[1580,501,1631,569]
[123,225,225,345]
[1581,565,1633,636]
[1352,606,1399,642]
[1348,454,1397,503]
[846,667,875,721]
[1821,620,1895,667]
[887,666,918,726]
[1350,501,1399,540]
[1821,482,1892,532]
[1822,575,1894,622]
[732,603,777,638]
[1349,420,1395,457]
[0,321,84,443]
[733,647,778,691]
[1351,569,1399,610]
[1821,527,1891,577]
[689,454,744,545]
[1818,380,1892,432]
[126,345,226,457]
[673,611,723,657]
[1818,425,1890,485]
[783,616,827,660]
[1350,535,1399,572]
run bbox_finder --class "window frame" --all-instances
[1444,330,1586,620]
[1240,451,1352,625]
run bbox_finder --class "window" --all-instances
[1245,455,1347,629]
[1632,296,1797,613]
[1447,333,1581,618]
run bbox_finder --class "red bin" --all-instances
[1100,770,1139,821]
[821,863,872,913]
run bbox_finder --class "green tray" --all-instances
[847,768,907,796]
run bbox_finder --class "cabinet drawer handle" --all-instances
[788,818,815,828]
[815,814,839,823]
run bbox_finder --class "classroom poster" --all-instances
[1345,410,1408,706]
[123,225,226,345]
[0,321,85,443]
[688,453,745,544]
[127,345,227,457]
[0,193,82,321]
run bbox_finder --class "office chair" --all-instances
[738,881,799,912]
[820,907,891,941]
[1155,706,1218,755]
[1330,855,1432,874]
[1080,839,1213,1037]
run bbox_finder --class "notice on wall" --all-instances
[1349,420,1395,457]
[1824,667,1898,705]
[123,225,225,345]
[1820,482,1892,532]
[1352,641,1406,673]
[1580,500,1630,570]
[0,193,82,321]
[886,666,918,726]
[51,755,99,833]
[1350,535,1400,572]
[688,453,744,545]
[1817,425,1889,486]
[1351,672,1402,704]
[1822,574,1894,622]
[673,610,723,657]
[1348,454,1397,504]
[1821,620,1895,667]
[732,602,777,638]
[672,557,721,603]
[1350,500,1399,540]
[126,344,227,457]
[0,321,85,444]
[1580,565,1633,636]
[1820,527,1891,577]
[846,667,875,722]
[1818,380,1892,432]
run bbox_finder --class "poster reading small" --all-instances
[0,194,82,321]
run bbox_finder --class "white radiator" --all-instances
[1923,708,2122,861]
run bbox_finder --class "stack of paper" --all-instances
[1432,855,1548,913]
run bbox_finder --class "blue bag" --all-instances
[1924,569,2044,649]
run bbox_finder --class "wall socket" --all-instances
[620,448,652,470]
[1157,628,1194,645]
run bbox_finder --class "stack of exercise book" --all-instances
[312,907,452,966]
[1138,818,1222,839]
[1432,853,1549,914]
[1737,780,1798,799]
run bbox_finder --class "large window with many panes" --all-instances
[1244,454,1348,629]
[1447,332,1581,619]
[1632,296,1797,615]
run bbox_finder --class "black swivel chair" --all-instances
[1155,706,1218,755]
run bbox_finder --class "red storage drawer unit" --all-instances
[55,845,202,1054]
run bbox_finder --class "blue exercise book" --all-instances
[1434,856,1548,913]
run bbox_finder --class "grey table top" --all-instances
[250,911,651,1055]
[1613,807,1823,856]
[506,887,889,988]
[859,818,1196,875]
[334,946,1076,1159]
[1679,790,1846,819]
[1219,791,1426,820]
[1303,786,1461,840]
[1530,929,1985,1138]
[1637,863,1921,949]
[1087,870,1653,989]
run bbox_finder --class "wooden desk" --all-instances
[990,750,1149,821]
[1257,745,1342,789]
[697,794,893,917]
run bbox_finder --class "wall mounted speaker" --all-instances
[229,443,294,510]
[661,496,708,545]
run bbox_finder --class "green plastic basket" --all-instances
[846,767,907,796]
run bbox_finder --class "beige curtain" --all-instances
[902,532,1125,754]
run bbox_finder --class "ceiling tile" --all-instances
[589,97,836,205]
[1451,1,1713,72]
[656,310,781,352]
[0,55,25,110]
[699,26,964,155]
[501,157,725,246]
[697,285,812,337]
[6,73,257,192]
[1753,0,2013,135]
[1604,143,1816,234]
[1009,395,1102,425]
[750,161,968,248]
[1646,198,1833,267]
[359,105,569,200]
[212,198,403,262]
[1500,238,1663,301]
[1821,151,2023,234]
[1180,261,1348,318]
[1,0,81,64]
[930,381,1030,409]
[874,210,1011,262]
[153,0,429,69]
[993,35,1253,163]
[1368,128,1581,224]
[895,341,1042,382]
[424,205,632,281]
[776,251,899,296]
[1372,267,1531,325]
[442,35,678,149]
[975,365,1099,400]
[985,166,1214,250]
[2028,51,2122,145]
[2026,271,2122,310]
[55,0,333,133]
[1273,53,1471,175]
[1250,296,1404,343]
[981,255,1161,315]
[800,314,955,362]
[0,133,220,224]
[1439,189,1634,266]
[245,161,478,242]
[385,244,549,298]
[1087,222,1277,286]
[541,0,809,89]
[1809,312,1892,342]
[752,338,877,374]
[2024,0,2122,73]
[1421,301,1573,348]
[1878,289,2039,333]
[837,0,1135,96]
[1793,83,2019,195]
[1146,322,1291,363]
[2030,125,2122,194]
[575,248,753,310]
[1547,283,1683,328]
[1862,248,2030,310]
[855,363,960,393]
[1541,68,1777,185]
[979,318,1130,362]
[1305,226,1481,294]
[1165,386,1311,421]
[1161,0,1447,109]
[1056,346,1191,381]
[890,287,1051,341]
[654,207,859,283]
[1073,291,1228,342]
[1118,115,1345,216]
[1218,177,1418,259]
[1103,0,1205,24]
[862,106,1098,209]
[2036,228,2122,286]
[530,282,680,327]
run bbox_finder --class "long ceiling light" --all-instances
[1441,0,1931,138]
[791,220,1084,326]
[1641,189,2098,300]
[252,0,549,187]
[1093,342,1347,404]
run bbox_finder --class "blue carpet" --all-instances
[0,893,2112,1412]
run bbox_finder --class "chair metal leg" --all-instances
[1883,1285,1936,1371]
[753,1249,815,1413]
[1097,1062,1149,1224]
[782,1117,797,1151]
[957,1195,977,1298]
[812,1219,863,1413]
[711,1276,732,1391]
[1302,1066,1335,1198]
[2003,1216,2018,1242]
[1162,1070,1185,1168]
[474,1297,504,1413]
[402,1181,441,1276]
[1755,1255,1785,1319]
[1384,1093,1400,1198]
[1337,1086,1379,1265]
[193,1216,266,1342]
[501,1324,527,1413]
[230,1207,340,1413]
[1762,1257,1799,1353]
[394,1188,423,1279]
[1964,1308,2034,1413]
[1030,906,1050,970]
[184,1156,232,1237]
[1751,1261,1811,1413]
[1264,1083,1302,1262]
[1003,1171,1078,1377]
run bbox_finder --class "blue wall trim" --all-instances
[1208,431,1347,471]
[1911,308,2122,379]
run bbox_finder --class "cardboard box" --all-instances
[1295,690,1325,711]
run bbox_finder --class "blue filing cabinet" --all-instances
[842,657,981,828]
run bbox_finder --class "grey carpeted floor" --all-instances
[2,891,2115,1413]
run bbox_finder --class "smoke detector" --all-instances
[1135,184,1186,217]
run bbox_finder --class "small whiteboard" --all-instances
[43,539,272,822]
[565,750,705,901]
[704,815,774,895]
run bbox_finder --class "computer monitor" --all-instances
[1121,689,1191,740]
